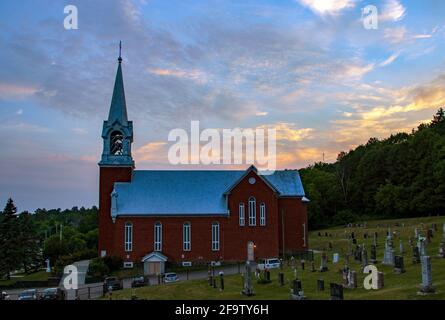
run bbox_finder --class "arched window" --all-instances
[211,222,220,251]
[248,197,256,226]
[110,130,124,155]
[183,222,191,251]
[260,203,266,226]
[239,203,245,226]
[124,222,132,252]
[154,222,162,251]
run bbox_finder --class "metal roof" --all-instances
[112,169,305,217]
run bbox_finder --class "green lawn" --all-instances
[0,270,50,287]
[105,215,445,300]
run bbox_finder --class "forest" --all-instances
[300,108,445,229]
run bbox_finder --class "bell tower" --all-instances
[98,42,134,257]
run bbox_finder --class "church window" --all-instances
[248,197,256,226]
[124,222,132,252]
[154,222,162,251]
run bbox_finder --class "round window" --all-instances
[248,177,256,185]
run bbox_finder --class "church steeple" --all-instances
[108,41,128,124]
[99,42,134,167]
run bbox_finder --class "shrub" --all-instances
[88,258,109,278]
[103,256,123,272]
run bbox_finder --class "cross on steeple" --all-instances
[118,41,122,63]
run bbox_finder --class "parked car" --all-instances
[163,273,179,283]
[104,276,122,291]
[40,288,64,300]
[1,291,10,300]
[257,258,281,270]
[131,276,146,288]
[18,289,38,301]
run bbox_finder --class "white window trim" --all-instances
[124,222,132,252]
[239,203,245,226]
[183,222,191,251]
[154,222,162,252]
[260,203,266,226]
[212,222,220,251]
[248,197,256,226]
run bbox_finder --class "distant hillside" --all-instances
[300,108,445,230]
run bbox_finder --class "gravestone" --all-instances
[432,223,437,232]
[317,279,325,291]
[311,260,316,272]
[265,270,271,282]
[376,272,384,289]
[418,256,435,295]
[328,242,333,250]
[342,268,349,286]
[278,272,285,286]
[301,260,305,270]
[414,228,419,239]
[399,240,404,255]
[241,261,254,296]
[361,246,368,270]
[219,272,225,291]
[426,229,433,244]
[352,238,357,245]
[408,237,413,248]
[333,253,339,264]
[418,238,427,256]
[290,279,305,300]
[382,233,395,266]
[354,245,362,263]
[319,252,328,272]
[370,244,378,264]
[345,269,357,289]
[330,283,344,300]
[412,246,421,264]
[394,256,405,274]
[373,232,378,247]
[439,223,445,258]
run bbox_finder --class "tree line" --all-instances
[300,108,445,229]
[0,199,98,278]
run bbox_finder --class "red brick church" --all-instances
[98,52,309,274]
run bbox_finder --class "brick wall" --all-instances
[99,169,308,264]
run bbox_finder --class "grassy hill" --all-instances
[106,215,445,300]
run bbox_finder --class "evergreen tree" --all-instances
[0,198,21,279]
[17,211,43,274]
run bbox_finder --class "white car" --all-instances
[164,273,179,283]
[257,258,281,270]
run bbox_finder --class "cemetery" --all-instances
[104,215,445,300]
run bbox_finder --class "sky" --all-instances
[0,0,444,212]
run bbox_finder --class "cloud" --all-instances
[296,0,355,16]
[0,83,38,99]
[147,68,207,83]
[134,141,168,162]
[72,128,88,135]
[0,122,50,133]
[381,0,406,22]
[379,52,400,67]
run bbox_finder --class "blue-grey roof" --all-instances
[112,169,305,217]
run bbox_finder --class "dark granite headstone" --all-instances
[317,279,325,291]
[330,283,344,300]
